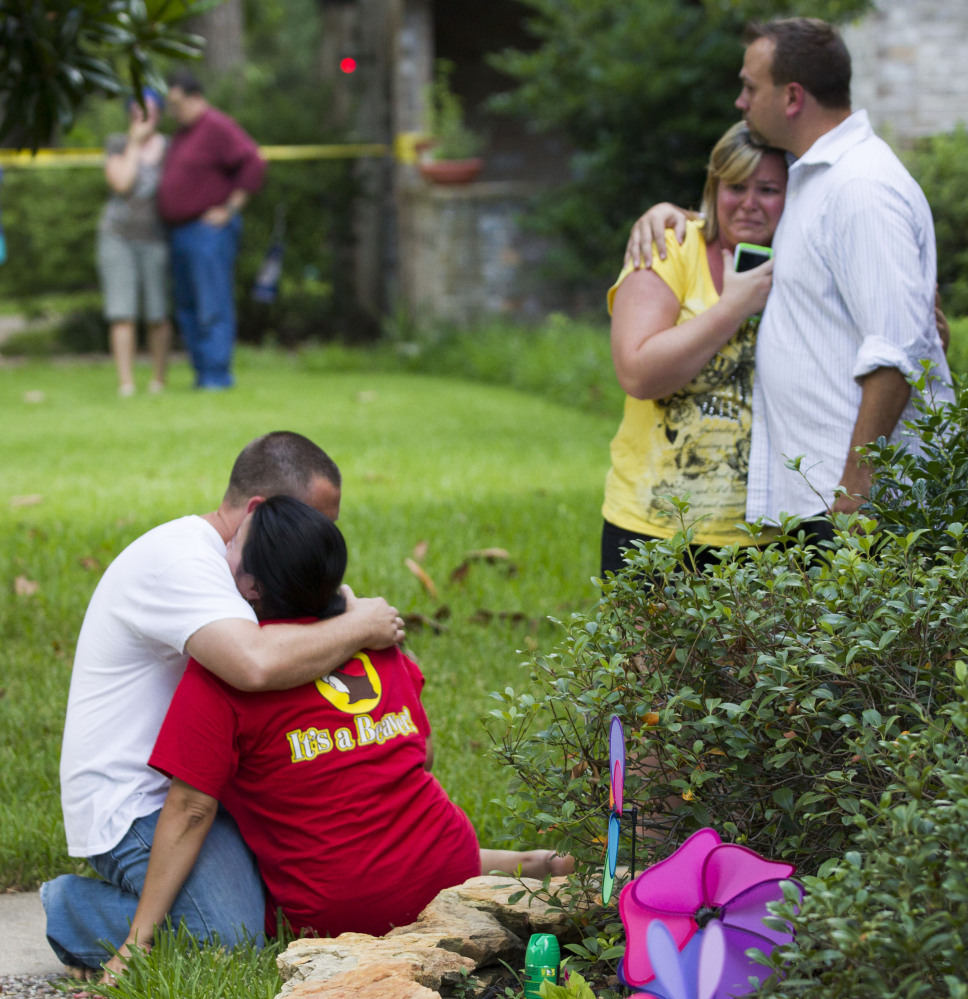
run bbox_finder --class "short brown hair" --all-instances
[745,18,851,111]
[223,432,340,508]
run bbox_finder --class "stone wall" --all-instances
[844,0,968,140]
[397,180,566,325]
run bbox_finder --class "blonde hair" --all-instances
[700,123,783,244]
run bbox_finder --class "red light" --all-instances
[340,57,357,74]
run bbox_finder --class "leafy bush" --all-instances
[758,679,968,998]
[0,168,103,301]
[487,379,968,898]
[905,126,968,316]
[862,365,968,549]
[946,316,968,378]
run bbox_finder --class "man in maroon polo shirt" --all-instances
[158,69,266,389]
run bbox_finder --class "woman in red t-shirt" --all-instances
[101,496,572,981]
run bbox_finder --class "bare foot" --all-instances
[546,850,576,877]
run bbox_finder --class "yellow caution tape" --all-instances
[260,144,389,161]
[0,148,103,168]
[0,143,391,169]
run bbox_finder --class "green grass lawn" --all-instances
[0,346,617,892]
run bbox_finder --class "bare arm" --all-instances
[830,366,911,515]
[611,250,773,399]
[104,145,140,195]
[101,780,217,980]
[623,203,693,270]
[104,121,154,195]
[185,587,405,692]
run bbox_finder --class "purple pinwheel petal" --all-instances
[720,879,802,946]
[677,930,704,993]
[648,920,691,999]
[713,936,771,999]
[701,844,795,907]
[631,828,722,912]
[610,715,625,814]
[696,919,726,999]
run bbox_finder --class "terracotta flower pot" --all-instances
[418,157,484,185]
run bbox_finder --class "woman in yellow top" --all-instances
[601,123,786,575]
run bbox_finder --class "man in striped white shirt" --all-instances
[736,17,953,534]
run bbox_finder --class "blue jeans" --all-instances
[169,216,242,389]
[41,806,264,969]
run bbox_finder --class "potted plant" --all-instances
[418,59,484,185]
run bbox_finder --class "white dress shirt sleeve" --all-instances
[824,175,936,382]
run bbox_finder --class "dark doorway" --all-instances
[432,0,570,182]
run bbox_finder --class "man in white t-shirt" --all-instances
[42,431,405,974]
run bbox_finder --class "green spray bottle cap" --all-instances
[523,932,560,998]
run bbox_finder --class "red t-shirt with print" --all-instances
[150,635,479,937]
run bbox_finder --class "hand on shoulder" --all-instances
[624,203,692,270]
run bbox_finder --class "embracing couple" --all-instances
[43,431,571,983]
[601,17,953,576]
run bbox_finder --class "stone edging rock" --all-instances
[275,875,580,998]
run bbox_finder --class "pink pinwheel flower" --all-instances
[619,828,801,998]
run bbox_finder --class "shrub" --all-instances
[905,125,968,316]
[946,316,968,378]
[0,168,103,301]
[758,678,968,998]
[487,378,968,901]
[862,366,968,548]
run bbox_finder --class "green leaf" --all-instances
[540,970,596,999]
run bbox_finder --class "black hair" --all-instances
[241,496,348,621]
[224,431,340,509]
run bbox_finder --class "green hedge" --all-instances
[905,125,968,317]
[759,686,968,998]
[0,168,103,300]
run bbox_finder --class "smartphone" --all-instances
[734,242,773,272]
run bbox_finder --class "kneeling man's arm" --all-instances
[832,365,910,515]
[102,779,217,981]
[186,587,405,692]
